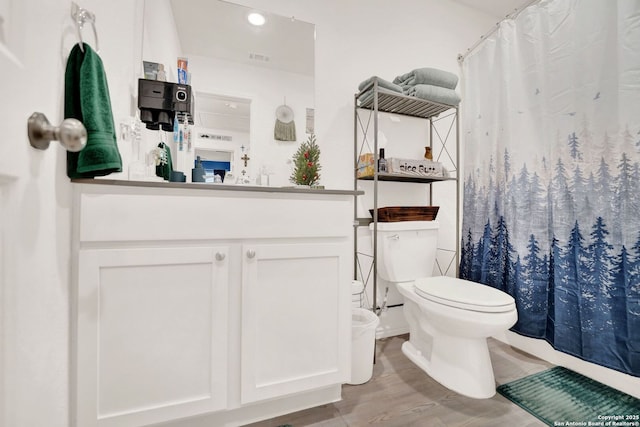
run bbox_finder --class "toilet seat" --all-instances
[414,276,515,313]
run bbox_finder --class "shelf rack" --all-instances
[353,77,460,314]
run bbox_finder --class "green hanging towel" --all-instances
[155,142,173,181]
[65,43,122,178]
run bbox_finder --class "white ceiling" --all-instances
[449,0,534,19]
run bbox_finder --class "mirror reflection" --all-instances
[193,92,250,183]
[139,0,315,185]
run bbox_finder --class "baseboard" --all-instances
[493,330,640,399]
[375,305,408,339]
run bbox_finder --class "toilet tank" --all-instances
[369,221,439,282]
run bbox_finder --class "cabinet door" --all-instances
[240,242,350,404]
[75,246,229,427]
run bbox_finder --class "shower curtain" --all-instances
[460,0,640,376]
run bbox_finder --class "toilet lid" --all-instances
[414,276,515,313]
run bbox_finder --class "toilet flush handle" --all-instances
[387,234,400,240]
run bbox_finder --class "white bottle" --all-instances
[156,64,167,81]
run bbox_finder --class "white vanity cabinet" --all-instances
[240,242,348,404]
[71,182,356,427]
[75,245,230,427]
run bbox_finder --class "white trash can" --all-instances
[349,308,380,385]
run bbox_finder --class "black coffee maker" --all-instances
[138,79,194,131]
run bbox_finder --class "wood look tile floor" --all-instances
[245,335,553,427]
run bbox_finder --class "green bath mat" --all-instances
[497,366,640,426]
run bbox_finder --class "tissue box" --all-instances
[388,158,443,177]
[357,153,376,178]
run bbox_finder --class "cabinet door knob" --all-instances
[246,249,256,259]
[215,252,226,261]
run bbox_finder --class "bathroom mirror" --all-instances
[141,0,315,182]
[193,92,251,176]
[168,0,315,77]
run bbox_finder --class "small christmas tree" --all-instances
[290,133,321,186]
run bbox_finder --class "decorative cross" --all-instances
[241,153,250,167]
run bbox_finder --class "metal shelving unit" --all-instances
[357,173,455,184]
[353,77,460,314]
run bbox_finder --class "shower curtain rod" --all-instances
[457,0,541,63]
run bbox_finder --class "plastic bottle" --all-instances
[192,155,205,182]
[156,64,167,81]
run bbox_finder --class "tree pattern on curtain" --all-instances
[461,142,640,376]
[460,0,640,377]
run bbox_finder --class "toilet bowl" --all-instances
[371,220,517,398]
[397,276,516,399]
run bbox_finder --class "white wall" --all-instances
[141,0,181,85]
[219,0,495,305]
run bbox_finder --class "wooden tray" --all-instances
[369,206,439,222]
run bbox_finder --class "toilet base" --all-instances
[396,279,517,399]
[401,337,497,399]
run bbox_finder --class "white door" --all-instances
[1,1,72,426]
[0,1,137,426]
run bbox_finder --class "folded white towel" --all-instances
[393,67,458,90]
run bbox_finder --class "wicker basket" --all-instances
[369,206,439,222]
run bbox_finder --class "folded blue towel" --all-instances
[398,82,414,94]
[393,72,412,85]
[358,76,403,93]
[358,90,375,105]
[407,84,461,106]
[393,67,459,90]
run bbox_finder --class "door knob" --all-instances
[246,249,256,259]
[27,112,87,152]
[215,252,226,261]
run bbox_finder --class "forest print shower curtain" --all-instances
[460,0,640,376]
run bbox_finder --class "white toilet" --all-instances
[372,220,517,399]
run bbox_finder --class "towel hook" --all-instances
[27,112,87,152]
[71,2,99,53]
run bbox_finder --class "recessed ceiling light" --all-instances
[247,12,266,26]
